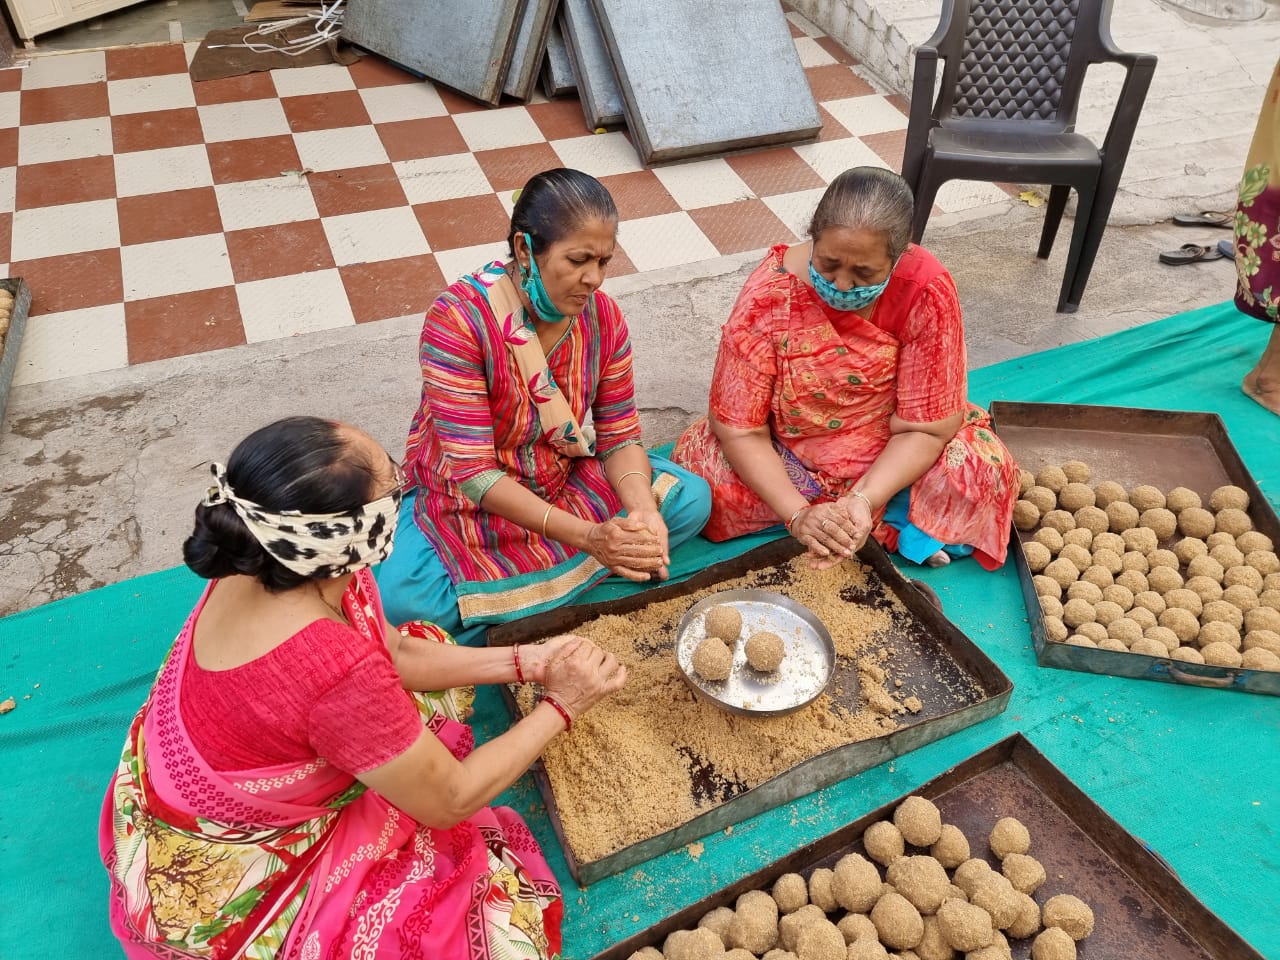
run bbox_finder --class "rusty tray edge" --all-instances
[590,733,1266,960]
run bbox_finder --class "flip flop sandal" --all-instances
[1172,210,1233,228]
[1218,238,1236,260]
[1158,242,1226,265]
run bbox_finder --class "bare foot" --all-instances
[924,549,951,568]
[1242,368,1280,416]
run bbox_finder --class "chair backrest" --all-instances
[932,0,1112,131]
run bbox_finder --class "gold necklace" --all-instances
[314,582,347,623]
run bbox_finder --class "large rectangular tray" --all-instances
[0,278,33,434]
[990,401,1280,696]
[487,537,1013,885]
[593,734,1265,960]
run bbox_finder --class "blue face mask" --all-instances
[808,257,895,311]
[518,232,569,322]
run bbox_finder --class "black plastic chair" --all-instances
[901,0,1156,312]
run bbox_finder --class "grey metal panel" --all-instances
[540,17,577,98]
[341,0,525,107]
[589,0,822,164]
[504,0,559,101]
[560,0,624,128]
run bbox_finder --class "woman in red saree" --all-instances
[673,167,1019,570]
[100,416,625,959]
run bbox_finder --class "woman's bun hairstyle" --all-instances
[508,167,618,257]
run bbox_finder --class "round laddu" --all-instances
[951,859,994,896]
[845,939,891,960]
[1128,484,1166,511]
[837,912,878,944]
[705,604,744,641]
[1007,891,1043,940]
[725,950,757,960]
[1173,536,1209,565]
[930,824,971,870]
[1034,467,1068,493]
[1148,548,1180,570]
[1137,508,1177,542]
[745,631,786,672]
[729,889,780,954]
[1040,510,1076,534]
[1269,573,1280,592]
[808,868,838,912]
[1185,553,1224,583]
[1245,629,1280,654]
[773,874,810,914]
[1245,605,1280,634]
[1197,620,1241,650]
[1039,595,1064,619]
[1092,600,1124,627]
[1116,569,1150,594]
[1041,894,1094,940]
[1091,547,1123,575]
[1171,645,1206,664]
[886,856,950,914]
[1065,636,1097,648]
[1210,543,1246,569]
[1107,618,1143,645]
[1057,543,1092,572]
[1092,480,1128,508]
[988,817,1031,859]
[780,905,827,951]
[945,884,968,903]
[1177,507,1216,539]
[1146,565,1184,594]
[1000,853,1046,894]
[1018,469,1036,496]
[1022,541,1053,573]
[1077,620,1107,642]
[864,820,906,867]
[1130,636,1169,656]
[1261,588,1280,609]
[832,853,884,913]
[1237,531,1275,554]
[794,918,846,960]
[1163,588,1203,617]
[935,898,994,952]
[1023,486,1057,514]
[692,637,734,681]
[913,915,954,960]
[1158,607,1200,643]
[1031,926,1077,960]
[1207,531,1237,550]
[1204,598,1246,629]
[1127,605,1158,630]
[1242,647,1280,671]
[1165,486,1202,512]
[871,892,925,951]
[1071,507,1108,537]
[1098,637,1130,651]
[701,906,736,940]
[1080,565,1114,589]
[1121,527,1159,556]
[1033,527,1066,553]
[1057,482,1095,512]
[666,926,728,960]
[1066,580,1103,604]
[1033,575,1063,600]
[1184,576,1224,604]
[1061,460,1091,483]
[1144,626,1181,652]
[1091,531,1125,555]
[1061,598,1095,628]
[1225,564,1265,593]
[1105,501,1140,533]
[1209,484,1250,512]
[1013,500,1041,532]
[1133,590,1166,615]
[1220,584,1259,612]
[969,874,1021,928]
[1100,583,1133,610]
[1247,550,1280,577]
[1215,507,1254,537]
[1043,616,1068,643]
[894,796,943,847]
[628,947,664,960]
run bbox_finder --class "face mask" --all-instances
[808,257,896,311]
[519,232,569,322]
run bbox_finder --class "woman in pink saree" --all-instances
[100,416,625,959]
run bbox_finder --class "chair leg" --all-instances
[1056,181,1097,314]
[911,170,942,244]
[1037,185,1071,260]
[1064,167,1124,312]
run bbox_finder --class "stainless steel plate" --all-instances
[674,589,836,717]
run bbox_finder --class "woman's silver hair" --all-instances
[508,167,618,256]
[807,166,914,259]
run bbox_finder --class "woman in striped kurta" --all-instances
[378,169,711,633]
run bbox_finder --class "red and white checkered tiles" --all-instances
[3,10,1015,386]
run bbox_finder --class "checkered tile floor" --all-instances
[4,10,1017,387]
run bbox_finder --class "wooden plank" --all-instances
[540,16,577,98]
[340,0,526,106]
[560,0,623,128]
[590,0,821,163]
[504,0,558,101]
[244,1,305,22]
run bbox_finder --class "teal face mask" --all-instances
[519,232,569,322]
[808,258,895,311]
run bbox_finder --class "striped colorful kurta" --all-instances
[405,263,643,587]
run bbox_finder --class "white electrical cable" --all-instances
[208,0,346,57]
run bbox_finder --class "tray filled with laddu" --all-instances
[591,734,1263,960]
[487,537,1013,885]
[989,401,1280,696]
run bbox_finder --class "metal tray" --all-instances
[0,278,32,433]
[592,734,1265,960]
[674,589,839,717]
[487,537,1013,885]
[990,401,1280,696]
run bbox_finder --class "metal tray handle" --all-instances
[1164,662,1239,688]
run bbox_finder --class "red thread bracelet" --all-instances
[513,645,525,683]
[542,695,572,731]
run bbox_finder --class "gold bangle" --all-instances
[616,469,650,488]
[851,490,875,513]
[540,504,554,540]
